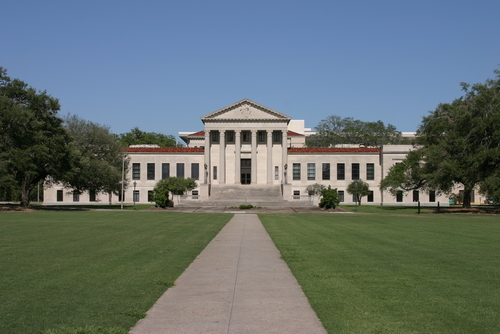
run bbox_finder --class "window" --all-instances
[177,163,184,178]
[293,163,301,180]
[366,163,375,180]
[352,163,360,180]
[162,163,170,179]
[307,163,316,180]
[132,163,140,180]
[413,190,419,202]
[429,190,436,202]
[211,131,219,143]
[242,131,250,143]
[213,166,217,180]
[57,190,63,202]
[192,190,199,199]
[191,163,199,180]
[73,191,80,202]
[147,163,155,180]
[275,166,279,180]
[293,190,300,199]
[367,191,374,202]
[89,189,96,202]
[322,163,330,180]
[258,131,266,143]
[396,190,403,202]
[338,190,344,202]
[226,131,234,143]
[337,163,345,180]
[148,190,153,202]
[273,131,281,143]
[133,190,139,202]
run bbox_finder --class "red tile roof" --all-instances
[124,147,204,153]
[287,130,304,137]
[288,147,380,153]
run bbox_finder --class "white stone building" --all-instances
[44,99,449,206]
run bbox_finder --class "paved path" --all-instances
[129,214,326,334]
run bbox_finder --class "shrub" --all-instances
[319,186,340,209]
[239,204,253,209]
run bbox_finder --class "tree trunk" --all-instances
[20,180,32,207]
[462,187,472,208]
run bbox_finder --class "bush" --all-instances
[239,204,253,209]
[319,186,340,209]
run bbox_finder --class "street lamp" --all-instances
[133,181,137,210]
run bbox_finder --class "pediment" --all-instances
[201,99,291,123]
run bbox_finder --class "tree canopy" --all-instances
[152,177,197,208]
[306,115,404,147]
[379,150,428,196]
[0,67,72,207]
[116,127,179,147]
[347,179,371,205]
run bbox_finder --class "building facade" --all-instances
[44,99,449,206]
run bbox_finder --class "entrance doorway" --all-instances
[241,159,251,184]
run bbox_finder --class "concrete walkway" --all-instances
[129,214,326,334]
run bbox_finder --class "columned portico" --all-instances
[219,130,225,184]
[251,130,257,184]
[234,130,241,184]
[267,130,273,184]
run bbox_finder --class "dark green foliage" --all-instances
[379,149,428,196]
[347,179,370,205]
[115,127,178,147]
[319,186,340,209]
[239,204,253,209]
[306,115,402,147]
[152,177,197,208]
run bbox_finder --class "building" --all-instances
[44,99,449,206]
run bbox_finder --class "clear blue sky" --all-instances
[2,0,499,140]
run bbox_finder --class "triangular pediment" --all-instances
[201,99,291,123]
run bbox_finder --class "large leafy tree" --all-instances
[379,150,428,196]
[415,70,500,208]
[116,127,179,147]
[307,115,403,147]
[347,179,371,205]
[152,177,197,208]
[62,114,128,200]
[0,68,73,207]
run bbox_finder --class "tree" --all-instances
[319,186,340,209]
[116,127,179,147]
[379,150,429,196]
[0,67,72,207]
[415,70,500,208]
[152,177,197,208]
[61,114,128,201]
[347,179,371,205]
[306,115,403,147]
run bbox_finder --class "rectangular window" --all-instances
[147,163,155,180]
[73,191,80,202]
[191,163,199,180]
[429,190,436,202]
[307,163,316,180]
[338,190,344,202]
[275,166,279,180]
[242,131,250,143]
[366,163,375,180]
[133,190,139,202]
[367,191,374,202]
[293,190,300,199]
[322,163,330,180]
[89,189,96,202]
[352,163,360,180]
[132,163,140,180]
[211,131,219,143]
[337,163,345,180]
[293,163,301,180]
[177,163,184,178]
[162,163,170,179]
[57,190,63,202]
[273,131,281,143]
[258,131,266,143]
[226,131,234,143]
[213,166,217,180]
[396,190,403,202]
[413,190,419,202]
[192,190,199,199]
[148,190,153,202]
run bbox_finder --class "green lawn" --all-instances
[260,213,500,334]
[0,211,231,334]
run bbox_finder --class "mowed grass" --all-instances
[260,213,500,334]
[0,211,231,334]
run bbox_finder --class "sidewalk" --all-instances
[129,214,327,334]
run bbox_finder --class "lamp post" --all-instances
[133,181,137,210]
[121,154,127,210]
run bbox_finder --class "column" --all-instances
[251,130,257,184]
[235,130,241,184]
[204,130,210,184]
[219,130,225,184]
[267,130,273,184]
[282,130,288,184]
